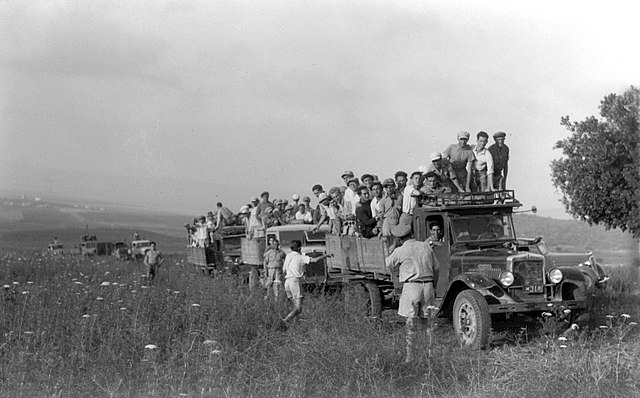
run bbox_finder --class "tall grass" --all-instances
[1,251,639,397]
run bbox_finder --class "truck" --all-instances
[325,190,592,349]
[186,225,249,275]
[80,241,115,256]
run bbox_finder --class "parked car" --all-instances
[130,240,152,260]
[518,237,609,290]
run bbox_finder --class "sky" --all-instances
[1,0,639,217]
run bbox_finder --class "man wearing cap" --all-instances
[313,192,332,232]
[355,186,378,238]
[290,194,301,218]
[442,131,476,192]
[427,152,459,192]
[386,223,440,363]
[488,131,509,190]
[471,131,495,192]
[379,178,401,236]
[248,197,263,238]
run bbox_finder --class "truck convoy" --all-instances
[187,190,605,348]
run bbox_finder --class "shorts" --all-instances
[265,267,283,285]
[398,282,435,318]
[284,277,303,299]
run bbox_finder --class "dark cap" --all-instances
[341,170,355,178]
[361,173,374,181]
[260,191,269,197]
[493,131,506,138]
[347,177,359,186]
[382,178,396,187]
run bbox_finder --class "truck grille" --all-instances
[513,259,544,293]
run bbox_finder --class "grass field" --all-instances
[1,250,639,397]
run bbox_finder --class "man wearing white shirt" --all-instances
[400,171,422,225]
[472,131,495,192]
[282,240,332,322]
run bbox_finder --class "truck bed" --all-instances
[326,235,392,275]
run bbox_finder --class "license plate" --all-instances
[524,285,543,293]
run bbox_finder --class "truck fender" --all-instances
[552,266,587,284]
[437,273,498,318]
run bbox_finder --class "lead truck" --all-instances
[324,190,593,349]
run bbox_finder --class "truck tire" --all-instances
[344,282,382,318]
[453,290,491,349]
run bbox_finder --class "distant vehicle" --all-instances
[518,237,609,290]
[81,241,115,256]
[112,242,131,261]
[130,240,152,260]
[47,243,64,255]
[186,226,246,275]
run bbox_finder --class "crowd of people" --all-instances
[184,131,510,247]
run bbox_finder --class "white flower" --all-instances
[629,322,637,326]
[546,303,553,307]
[104,271,110,275]
[621,314,631,319]
[606,315,614,319]
[559,344,567,348]
[24,331,34,335]
[210,350,222,355]
[74,281,83,285]
[27,281,34,285]
[131,290,137,293]
[3,285,10,289]
[599,325,608,329]
[563,309,571,314]
[558,336,567,342]
[82,314,91,319]
[570,324,579,330]
[191,303,200,308]
[203,340,217,345]
[173,291,180,295]
[22,291,29,295]
[12,281,19,285]
[542,312,552,317]
[100,282,110,287]
[145,344,158,350]
[120,307,126,311]
[96,297,103,301]
[141,286,148,289]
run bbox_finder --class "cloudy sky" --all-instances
[1,0,639,216]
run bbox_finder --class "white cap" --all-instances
[292,194,300,200]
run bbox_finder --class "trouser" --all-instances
[399,213,412,226]
[493,173,505,190]
[472,169,489,192]
[405,317,432,363]
[264,267,283,298]
[382,217,398,236]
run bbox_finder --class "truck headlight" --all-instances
[499,271,514,287]
[548,268,563,284]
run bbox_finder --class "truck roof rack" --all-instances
[418,190,521,208]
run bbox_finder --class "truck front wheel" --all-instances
[453,290,491,349]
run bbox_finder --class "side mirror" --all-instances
[531,206,537,214]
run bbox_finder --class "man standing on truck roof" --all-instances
[471,131,495,192]
[282,240,333,323]
[386,223,440,363]
[442,131,476,192]
[263,238,286,299]
[488,131,509,190]
[144,241,164,285]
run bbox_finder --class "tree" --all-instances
[550,86,640,238]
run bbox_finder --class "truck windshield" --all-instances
[450,213,515,242]
[276,231,307,248]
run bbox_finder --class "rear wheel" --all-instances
[453,290,491,349]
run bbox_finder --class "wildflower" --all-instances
[74,281,83,285]
[141,286,148,289]
[426,305,439,311]
[559,345,567,348]
[599,325,608,329]
[13,281,19,286]
[621,314,631,319]
[558,336,567,342]
[131,290,137,293]
[173,291,180,295]
[210,350,222,355]
[546,303,553,307]
[96,297,104,301]
[191,303,200,308]
[105,271,110,275]
[82,314,91,319]
[563,309,571,315]
[570,324,579,330]
[3,285,10,289]
[24,331,34,335]
[120,307,126,311]
[27,281,34,285]
[119,284,126,287]
[542,312,552,317]
[100,282,110,287]
[606,315,614,319]
[203,340,217,345]
[145,344,158,350]
[22,291,29,295]
[629,322,637,327]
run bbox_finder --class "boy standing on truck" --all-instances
[386,224,440,363]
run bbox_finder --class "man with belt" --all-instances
[144,241,164,285]
[488,131,510,190]
[386,224,440,363]
[282,240,333,322]
[263,237,286,299]
[442,131,476,192]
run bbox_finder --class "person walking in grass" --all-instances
[386,224,439,363]
[282,240,332,322]
[144,241,164,284]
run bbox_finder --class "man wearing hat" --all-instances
[341,170,355,186]
[488,131,509,190]
[290,194,301,218]
[248,197,264,238]
[427,152,460,192]
[313,192,332,232]
[442,131,476,192]
[378,178,401,236]
[386,223,440,363]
